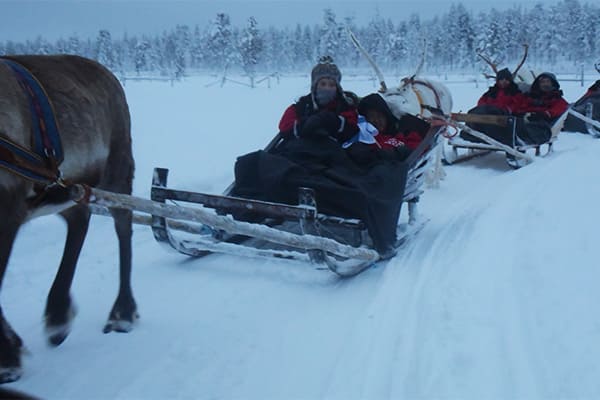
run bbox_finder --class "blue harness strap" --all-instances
[0,57,64,184]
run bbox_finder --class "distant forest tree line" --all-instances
[1,0,599,80]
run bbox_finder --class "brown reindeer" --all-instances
[0,55,137,383]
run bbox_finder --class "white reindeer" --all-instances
[348,30,453,186]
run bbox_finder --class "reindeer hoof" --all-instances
[103,311,139,334]
[0,366,23,384]
[45,323,72,347]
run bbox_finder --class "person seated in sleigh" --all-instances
[563,78,600,133]
[340,92,430,167]
[516,72,569,145]
[231,57,411,258]
[459,67,526,146]
[460,70,568,147]
[277,55,360,145]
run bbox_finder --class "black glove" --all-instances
[318,111,341,133]
[299,112,340,138]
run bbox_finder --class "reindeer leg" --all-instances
[0,308,23,383]
[102,207,137,333]
[44,204,90,346]
[0,199,25,382]
[101,142,138,333]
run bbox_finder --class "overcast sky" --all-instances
[2,0,547,42]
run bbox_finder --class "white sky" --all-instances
[2,0,548,42]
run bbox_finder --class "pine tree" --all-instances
[190,25,205,70]
[67,36,81,55]
[95,30,116,71]
[238,17,263,86]
[207,13,235,72]
[318,9,340,62]
[134,39,150,75]
[173,25,191,78]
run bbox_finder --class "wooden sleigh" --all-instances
[77,124,446,277]
[442,111,568,169]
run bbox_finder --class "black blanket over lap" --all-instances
[231,136,409,254]
[460,105,552,146]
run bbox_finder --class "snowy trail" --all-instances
[4,76,600,399]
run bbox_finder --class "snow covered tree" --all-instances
[95,30,116,71]
[364,12,390,69]
[66,35,81,55]
[134,39,151,75]
[318,9,341,63]
[262,27,288,72]
[289,24,308,69]
[447,4,475,69]
[32,36,52,55]
[404,13,423,70]
[172,25,191,78]
[190,25,205,70]
[238,16,263,86]
[206,13,236,72]
[386,21,406,72]
[560,0,587,65]
[476,11,506,70]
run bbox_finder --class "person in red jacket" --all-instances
[477,68,525,114]
[516,72,569,144]
[278,56,358,144]
[336,92,430,166]
[459,68,526,146]
[357,93,423,151]
[519,72,569,120]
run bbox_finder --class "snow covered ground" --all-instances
[4,72,600,399]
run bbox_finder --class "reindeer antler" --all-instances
[477,49,499,76]
[411,39,427,80]
[512,44,529,79]
[347,27,387,93]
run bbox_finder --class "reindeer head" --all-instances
[380,81,422,118]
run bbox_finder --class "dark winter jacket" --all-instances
[278,91,359,143]
[518,73,569,119]
[477,82,525,114]
[357,93,424,151]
